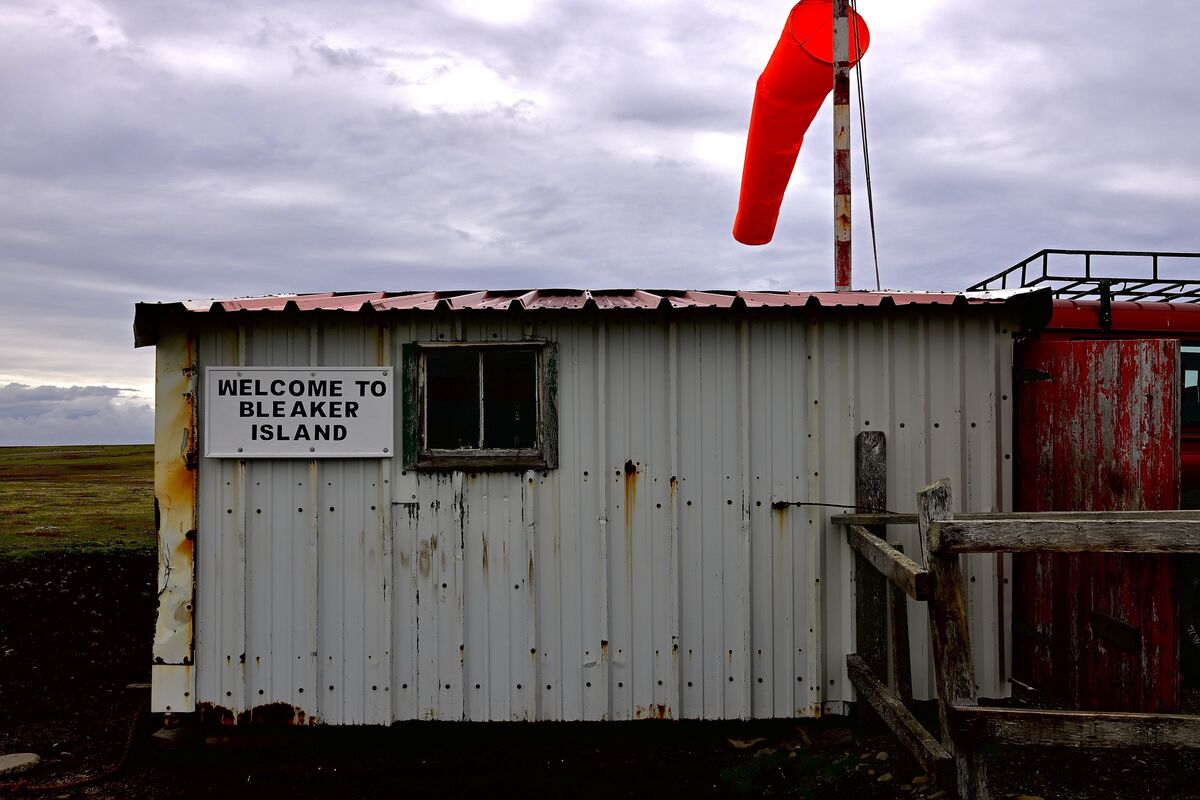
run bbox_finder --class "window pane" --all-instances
[1184,346,1200,426]
[482,350,538,449]
[426,351,480,449]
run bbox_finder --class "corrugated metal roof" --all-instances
[135,287,1050,346]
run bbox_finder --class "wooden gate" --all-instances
[1013,338,1180,711]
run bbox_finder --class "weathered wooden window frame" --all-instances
[402,340,558,471]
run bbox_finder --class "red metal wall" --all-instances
[1037,300,1200,497]
[1014,338,1180,711]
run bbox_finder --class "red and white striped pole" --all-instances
[833,0,852,291]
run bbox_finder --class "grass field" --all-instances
[0,444,154,557]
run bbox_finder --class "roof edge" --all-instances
[133,287,1054,347]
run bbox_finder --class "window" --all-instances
[1185,343,1200,426]
[403,342,557,470]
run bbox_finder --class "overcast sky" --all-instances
[2,0,1197,445]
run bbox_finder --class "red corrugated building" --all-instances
[970,249,1200,710]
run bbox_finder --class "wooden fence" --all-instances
[835,433,1200,800]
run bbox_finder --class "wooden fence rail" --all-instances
[845,523,930,600]
[835,472,1200,800]
[933,518,1200,553]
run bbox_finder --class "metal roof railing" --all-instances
[968,249,1200,303]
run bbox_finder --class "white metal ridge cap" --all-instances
[960,286,1047,302]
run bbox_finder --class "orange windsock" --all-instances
[733,0,869,245]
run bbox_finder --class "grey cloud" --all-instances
[0,0,1198,444]
[308,37,382,69]
[600,76,749,129]
[0,384,152,446]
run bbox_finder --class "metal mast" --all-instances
[833,0,852,291]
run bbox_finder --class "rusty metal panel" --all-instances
[182,305,1018,723]
[1013,338,1180,712]
[150,330,197,714]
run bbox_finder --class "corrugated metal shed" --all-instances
[139,288,1049,723]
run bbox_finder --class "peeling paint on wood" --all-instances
[1013,338,1181,712]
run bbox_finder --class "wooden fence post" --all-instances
[890,543,914,707]
[920,479,990,800]
[855,432,888,725]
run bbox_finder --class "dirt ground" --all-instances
[4,552,1200,799]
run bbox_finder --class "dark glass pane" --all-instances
[1184,346,1200,426]
[425,351,480,449]
[482,350,538,449]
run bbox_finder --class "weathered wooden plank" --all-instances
[846,525,930,600]
[832,513,918,526]
[951,706,1200,749]
[835,510,1200,527]
[847,655,953,785]
[889,543,914,708]
[855,432,889,727]
[960,513,1200,525]
[959,510,1200,522]
[921,480,990,800]
[934,519,1200,554]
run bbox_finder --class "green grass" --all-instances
[0,444,154,558]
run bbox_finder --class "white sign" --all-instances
[204,367,394,458]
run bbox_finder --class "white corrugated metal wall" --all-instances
[192,306,1015,722]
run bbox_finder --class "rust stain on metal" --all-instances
[175,529,194,564]
[196,702,238,726]
[152,331,198,713]
[634,703,671,720]
[196,702,320,726]
[418,539,432,578]
[375,323,386,363]
[623,460,638,582]
[773,502,788,541]
[248,703,312,726]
